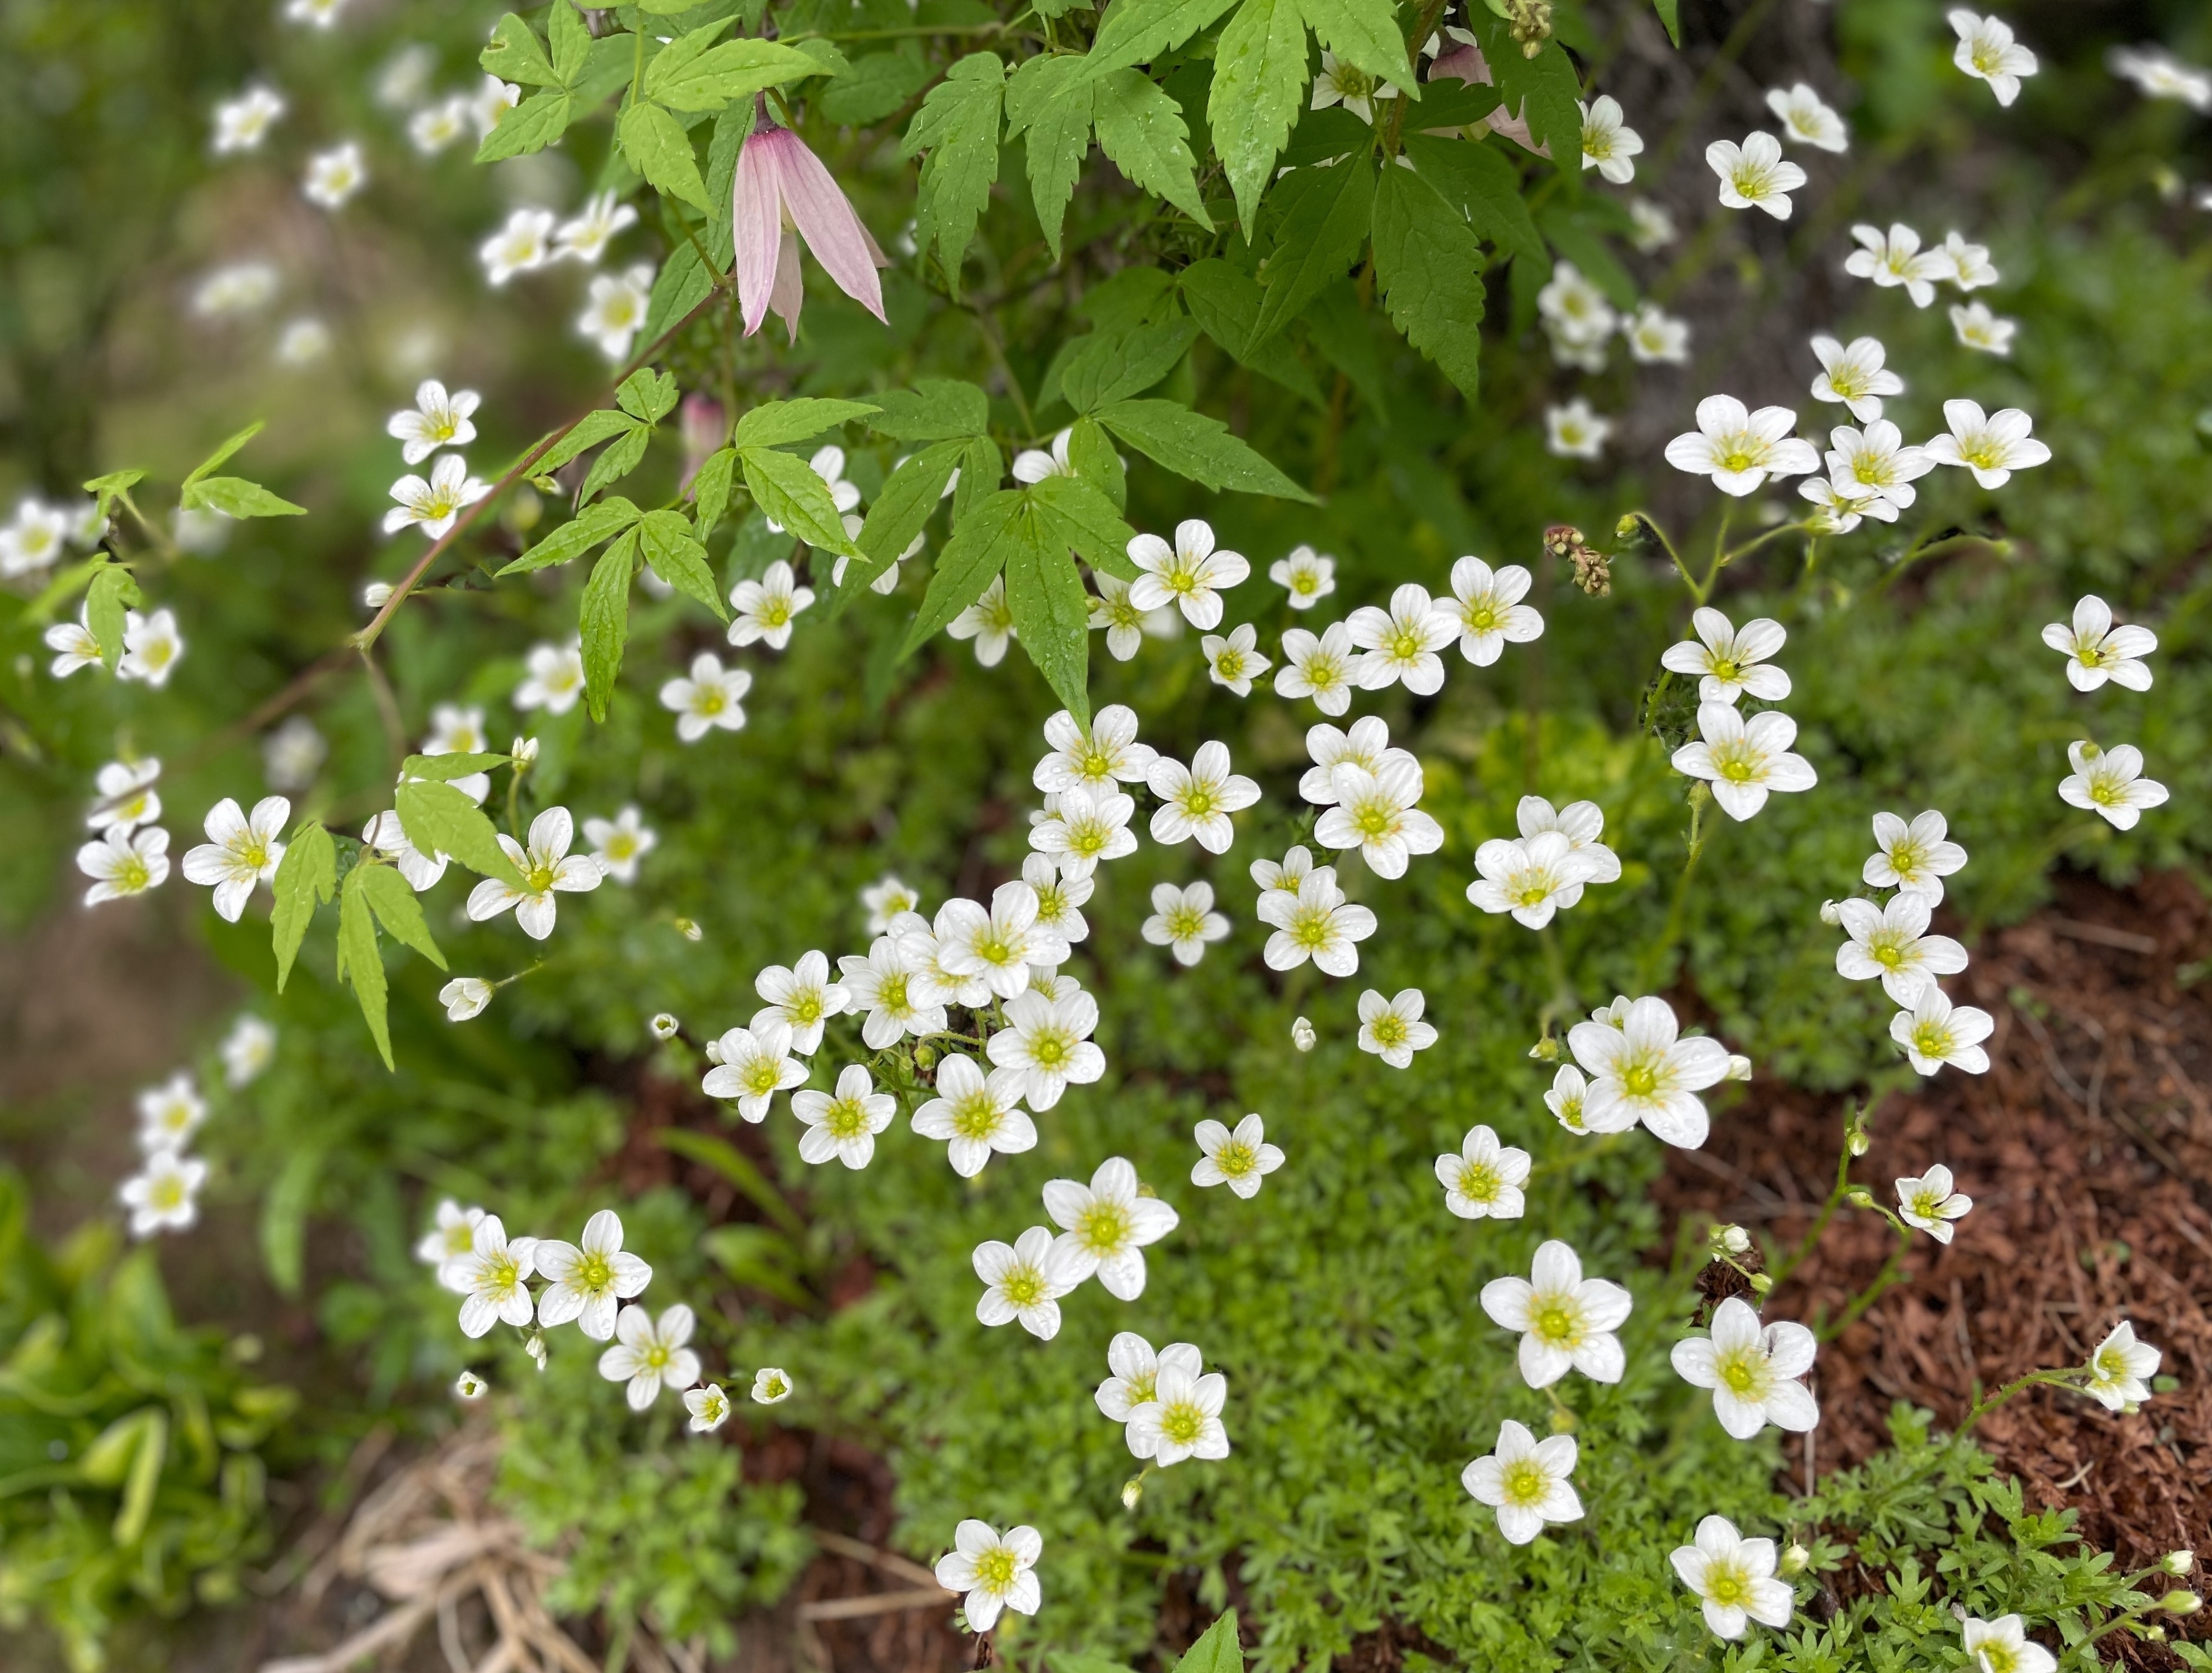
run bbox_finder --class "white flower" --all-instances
[750,1367,793,1404]
[1435,1125,1530,1220]
[1866,809,1969,902]
[556,191,638,265]
[1192,1114,1283,1199]
[534,1210,653,1340]
[1896,1164,1973,1242]
[1567,995,1732,1147]
[933,1521,1043,1632]
[1292,1015,1316,1051]
[276,317,331,367]
[512,640,582,715]
[1808,336,1903,423]
[2083,1321,2161,1411]
[793,1064,897,1169]
[842,933,951,1049]
[1798,478,1879,534]
[78,825,170,905]
[597,1303,701,1411]
[1827,422,1936,518]
[1270,544,1335,609]
[262,715,327,792]
[180,796,289,922]
[582,806,657,884]
[1547,399,1613,460]
[119,608,185,687]
[120,1150,207,1239]
[136,1072,206,1153]
[1273,621,1363,714]
[1147,741,1261,854]
[1578,95,1643,182]
[88,758,162,835]
[440,977,493,1022]
[418,1199,485,1281]
[1356,988,1438,1068]
[366,805,451,892]
[1462,1420,1581,1544]
[973,1226,1078,1338]
[702,1019,809,1122]
[1661,609,1791,707]
[302,142,367,210]
[220,1015,277,1088]
[1628,197,1677,250]
[469,74,521,136]
[1960,1616,2058,1673]
[1950,300,2017,356]
[1834,895,1969,1005]
[913,1056,1035,1177]
[383,453,490,538]
[1950,9,2038,106]
[1482,1239,1632,1387]
[577,263,654,361]
[1011,427,1073,482]
[1706,131,1805,218]
[1538,262,1617,350]
[949,575,1017,666]
[465,807,603,939]
[1310,49,1397,123]
[1202,623,1272,695]
[2110,45,2212,111]
[1671,702,1818,821]
[1030,784,1138,879]
[1142,881,1230,967]
[1665,397,1821,496]
[188,263,278,322]
[685,1383,731,1433]
[213,85,286,153]
[1889,985,1996,1075]
[1516,795,1622,884]
[1317,759,1444,879]
[1127,1362,1231,1466]
[1671,1297,1819,1438]
[1096,1333,1201,1454]
[1935,230,1999,290]
[1258,871,1376,977]
[1546,1064,1594,1133]
[750,949,850,1054]
[1844,223,1948,308]
[1765,82,1847,150]
[1089,573,1172,661]
[862,875,920,932]
[1467,832,1602,930]
[451,1215,539,1337]
[2058,740,2167,829]
[1034,704,1157,794]
[283,0,348,25]
[407,97,471,155]
[1671,1516,1794,1640]
[1045,1156,1179,1300]
[658,651,752,741]
[936,882,1070,1001]
[481,207,556,285]
[44,607,105,677]
[1624,303,1690,364]
[986,987,1105,1110]
[1127,518,1249,629]
[2042,594,2156,694]
[387,380,481,466]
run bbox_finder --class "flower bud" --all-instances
[507,483,542,536]
[673,916,702,942]
[914,1043,938,1072]
[1845,1187,1875,1207]
[1292,1016,1316,1052]
[1725,1053,1753,1082]
[2166,1551,2196,1577]
[454,1370,488,1400]
[702,1039,725,1065]
[2159,1591,2202,1616]
[511,734,539,765]
[1819,898,1842,925]
[1719,1224,1751,1254]
[1779,1543,1810,1577]
[1122,1475,1144,1510]
[650,1013,679,1040]
[1749,1273,1774,1294]
[1527,1035,1561,1062]
[1549,1405,1577,1434]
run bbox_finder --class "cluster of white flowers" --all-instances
[2043,594,2168,829]
[478,200,653,360]
[75,759,170,906]
[383,380,492,543]
[115,1015,276,1242]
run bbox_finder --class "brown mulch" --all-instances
[1657,869,2212,1569]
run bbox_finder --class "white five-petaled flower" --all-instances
[1044,1156,1179,1300]
[862,875,920,932]
[1809,335,1902,423]
[1578,95,1643,183]
[934,1521,1043,1632]
[1090,573,1172,661]
[1950,301,2017,356]
[2042,595,2156,692]
[1311,49,1397,123]
[1462,1419,1581,1544]
[1896,1164,1974,1243]
[302,141,367,209]
[793,1064,897,1169]
[555,190,639,264]
[1303,719,1415,808]
[407,98,471,155]
[1866,809,1969,902]
[1889,986,1996,1075]
[1671,1516,1794,1641]
[597,1303,701,1411]
[481,207,556,285]
[440,977,493,1022]
[534,1210,653,1340]
[986,987,1105,1110]
[1960,1615,2058,1673]
[936,882,1070,1000]
[1539,263,1616,355]
[120,1150,207,1239]
[685,1383,732,1433]
[1142,881,1230,967]
[1936,230,1999,290]
[2083,1321,2161,1411]
[1128,1361,1231,1466]
[1567,994,1732,1147]
[1030,784,1138,879]
[973,1226,1080,1338]
[702,1019,809,1122]
[1034,704,1157,794]
[752,949,850,1053]
[1665,397,1821,496]
[659,651,752,741]
[1436,1125,1530,1220]
[1671,702,1819,821]
[1446,557,1544,666]
[79,825,171,905]
[466,807,602,939]
[1097,1333,1201,1455]
[44,606,105,677]
[839,936,948,1049]
[1258,870,1376,976]
[1834,895,1969,1005]
[1825,422,1934,519]
[751,1367,792,1404]
[383,454,490,538]
[1765,82,1847,151]
[1192,1113,1284,1199]
[913,1056,1035,1177]
[2058,740,2168,829]
[2110,45,2212,111]
[1661,609,1790,706]
[1011,427,1073,483]
[120,608,186,687]
[949,575,1017,666]
[180,795,289,922]
[575,263,654,361]
[1516,796,1623,888]
[1024,852,1093,943]
[514,640,585,715]
[1274,621,1364,714]
[1843,222,1948,308]
[1147,741,1261,854]
[418,1198,485,1286]
[136,1072,206,1153]
[1357,988,1438,1068]
[1271,544,1335,609]
[1624,303,1690,367]
[451,1214,538,1338]
[1671,1297,1820,1438]
[213,84,286,153]
[1317,761,1443,880]
[1467,832,1601,930]
[221,1013,277,1088]
[1127,518,1249,630]
[1546,1064,1592,1133]
[1482,1239,1632,1387]
[584,807,657,884]
[1547,399,1614,460]
[1706,131,1806,218]
[1202,623,1272,695]
[387,380,480,465]
[1925,399,2052,489]
[1950,9,2038,106]
[728,559,815,650]
[1628,198,1677,250]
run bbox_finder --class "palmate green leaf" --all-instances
[1005,53,1092,262]
[1468,13,1581,183]
[741,448,860,556]
[1029,473,1138,580]
[399,751,510,781]
[1250,154,1376,344]
[905,487,1026,653]
[1094,398,1317,500]
[498,496,641,575]
[354,864,446,971]
[1092,70,1211,228]
[270,821,336,993]
[951,434,1002,527]
[536,408,638,474]
[335,869,393,1071]
[1003,532,1092,726]
[475,90,574,163]
[733,397,881,450]
[1081,0,1240,81]
[840,438,964,612]
[1067,414,1126,508]
[1178,257,1325,403]
[548,0,591,82]
[1370,160,1486,399]
[393,781,525,887]
[1208,0,1308,241]
[85,564,144,673]
[1403,134,1546,267]
[616,367,681,423]
[617,100,709,210]
[646,27,823,111]
[1060,317,1201,413]
[482,12,561,87]
[179,476,306,518]
[183,420,263,486]
[1301,0,1414,96]
[867,379,989,441]
[579,528,638,723]
[1172,1611,1244,1673]
[637,509,728,621]
[900,52,1005,276]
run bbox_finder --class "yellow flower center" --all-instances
[1705,1558,1751,1607]
[578,1252,612,1293]
[974,1547,1018,1592]
[1502,1458,1550,1506]
[1030,1030,1068,1068]
[1214,1140,1256,1179]
[951,1092,1003,1142]
[1530,1296,1582,1347]
[1456,1161,1500,1203]
[823,1097,870,1139]
[1912,1022,1955,1060]
[1002,1266,1047,1308]
[150,1175,185,1210]
[1159,1399,1205,1446]
[1078,1201,1130,1255]
[1622,1062,1660,1098]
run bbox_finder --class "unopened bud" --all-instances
[361,580,394,610]
[510,734,539,765]
[507,483,543,534]
[1122,1475,1144,1510]
[1292,1016,1316,1052]
[1725,1054,1753,1082]
[673,916,702,942]
[523,1329,547,1371]
[2166,1551,2196,1576]
[454,1369,488,1400]
[1779,1543,1810,1577]
[702,1039,725,1065]
[2159,1591,2201,1617]
[1549,1404,1577,1434]
[914,1043,937,1071]
[650,1013,679,1040]
[1749,1273,1774,1294]
[1819,899,1842,925]
[1527,1034,1560,1062]
[1719,1224,1751,1254]
[2146,1624,2168,1642]
[1845,1187,1875,1207]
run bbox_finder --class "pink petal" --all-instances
[732,131,788,337]
[763,125,887,324]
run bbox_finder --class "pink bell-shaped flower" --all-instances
[732,118,889,340]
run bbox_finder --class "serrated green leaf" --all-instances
[618,100,709,209]
[822,50,933,126]
[537,409,639,475]
[1299,0,1414,97]
[498,496,642,575]
[483,12,561,87]
[1181,257,1325,401]
[1092,69,1211,227]
[905,488,1024,653]
[1251,154,1376,344]
[734,397,882,450]
[1081,0,1240,81]
[1470,15,1581,182]
[1029,472,1138,580]
[1061,317,1201,413]
[1539,202,1636,309]
[951,434,1002,527]
[475,90,574,162]
[1403,133,1546,267]
[616,367,681,423]
[1209,0,1308,241]
[1067,415,1125,509]
[579,424,653,504]
[792,39,852,80]
[1005,53,1092,261]
[1094,398,1316,500]
[642,239,720,346]
[1004,530,1091,725]
[355,865,446,971]
[400,751,511,781]
[1372,160,1485,399]
[180,476,306,518]
[183,421,263,486]
[337,871,393,1070]
[648,31,823,111]
[85,565,143,673]
[741,447,860,556]
[1171,1611,1244,1673]
[548,0,591,81]
[638,508,729,621]
[900,52,1004,276]
[394,780,526,886]
[841,439,964,610]
[867,379,990,440]
[579,528,638,724]
[270,822,336,993]
[693,447,738,534]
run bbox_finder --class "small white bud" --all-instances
[361,580,394,608]
[1122,1475,1144,1510]
[454,1370,488,1400]
[673,916,703,942]
[750,1366,792,1405]
[1725,1053,1753,1082]
[1748,1272,1774,1294]
[1818,899,1842,925]
[2160,1591,2202,1617]
[1779,1543,1810,1576]
[1845,1187,1875,1207]
[1292,1016,1316,1052]
[1720,1224,1751,1254]
[2166,1551,2196,1577]
[702,1038,725,1065]
[1527,1035,1561,1062]
[650,1012,680,1040]
[1848,1127,1870,1157]
[510,733,539,764]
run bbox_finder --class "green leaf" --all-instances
[843,439,965,608]
[1403,134,1546,267]
[179,476,306,518]
[1053,1656,1142,1673]
[482,12,561,87]
[791,39,852,81]
[394,781,527,886]
[183,420,263,487]
[85,564,144,673]
[548,0,591,82]
[952,434,1002,527]
[616,367,681,423]
[1005,53,1093,261]
[1029,473,1138,580]
[498,496,642,575]
[1653,0,1682,48]
[579,528,638,724]
[642,239,719,346]
[1539,202,1637,309]
[261,1146,324,1299]
[1094,398,1316,500]
[1250,154,1376,344]
[618,99,709,209]
[1370,159,1486,398]
[1067,415,1125,509]
[1172,1611,1244,1673]
[867,379,990,440]
[1081,0,1240,81]
[655,1129,808,1239]
[475,89,574,162]
[82,467,145,522]
[820,50,931,125]
[905,488,1025,652]
[1004,531,1092,725]
[1303,279,1388,417]
[1181,258,1325,401]
[579,424,653,504]
[734,397,882,450]
[536,408,639,474]
[1471,16,1581,180]
[336,870,393,1071]
[270,822,336,993]
[1300,0,1415,96]
[901,52,1005,275]
[1091,71,1211,229]
[354,865,446,971]
[1208,0,1308,241]
[693,447,738,534]
[638,508,729,621]
[648,31,825,111]
[1061,317,1201,413]
[741,447,860,556]
[399,751,511,781]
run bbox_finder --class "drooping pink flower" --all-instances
[1427,33,1549,156]
[732,120,888,340]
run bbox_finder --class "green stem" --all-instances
[1866,530,2013,598]
[1722,518,1818,570]
[1623,511,1698,600]
[116,491,181,563]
